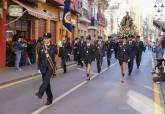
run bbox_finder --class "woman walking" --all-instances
[83,36,95,80]
[117,36,130,83]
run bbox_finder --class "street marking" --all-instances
[151,52,163,114]
[32,81,87,114]
[76,68,96,75]
[0,64,77,90]
[153,83,163,114]
[31,62,118,114]
[0,75,40,90]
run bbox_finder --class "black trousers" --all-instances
[107,53,112,66]
[136,53,142,67]
[128,58,134,73]
[96,56,103,73]
[61,57,67,73]
[38,71,53,101]
[77,54,83,67]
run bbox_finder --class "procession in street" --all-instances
[0,0,165,114]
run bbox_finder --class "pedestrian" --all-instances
[73,38,79,61]
[135,35,145,69]
[82,36,95,80]
[117,36,130,83]
[94,36,106,73]
[127,35,137,76]
[105,35,114,67]
[59,36,69,73]
[77,36,85,67]
[12,35,24,71]
[36,37,43,73]
[36,33,57,105]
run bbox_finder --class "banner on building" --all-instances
[62,0,73,33]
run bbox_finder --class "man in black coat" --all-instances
[128,35,137,75]
[94,36,106,73]
[77,36,85,67]
[36,33,57,105]
[135,35,145,69]
[105,36,115,67]
[59,36,70,73]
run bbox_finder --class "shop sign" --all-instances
[9,5,23,17]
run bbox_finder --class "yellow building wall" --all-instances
[37,2,59,42]
[37,3,78,42]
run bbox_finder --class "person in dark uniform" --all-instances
[82,36,95,80]
[94,36,106,73]
[59,36,70,73]
[105,36,115,67]
[127,35,137,75]
[135,35,145,69]
[36,33,57,105]
[117,36,130,83]
[73,38,79,61]
[114,36,122,58]
[77,36,85,67]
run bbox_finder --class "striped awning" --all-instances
[12,0,56,20]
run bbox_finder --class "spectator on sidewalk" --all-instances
[12,35,25,71]
[36,37,43,73]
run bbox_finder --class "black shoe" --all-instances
[35,92,42,99]
[121,80,124,83]
[45,100,52,105]
[128,72,131,76]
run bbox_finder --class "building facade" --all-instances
[0,0,79,68]
[78,0,90,38]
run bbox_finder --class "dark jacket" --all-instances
[117,42,130,62]
[77,41,86,55]
[59,41,69,59]
[12,41,24,52]
[135,41,145,55]
[128,41,137,59]
[82,43,95,64]
[38,44,57,73]
[105,40,115,55]
[94,40,106,59]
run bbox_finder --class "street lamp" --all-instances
[154,0,164,20]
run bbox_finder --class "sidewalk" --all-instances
[160,82,165,112]
[0,57,76,85]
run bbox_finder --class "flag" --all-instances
[63,0,73,33]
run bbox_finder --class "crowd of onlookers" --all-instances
[150,34,165,82]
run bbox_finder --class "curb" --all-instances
[0,62,76,87]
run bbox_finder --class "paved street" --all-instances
[0,51,162,114]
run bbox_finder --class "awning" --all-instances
[153,20,165,32]
[12,0,56,20]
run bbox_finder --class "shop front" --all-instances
[6,0,54,67]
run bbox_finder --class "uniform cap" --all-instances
[43,33,52,39]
